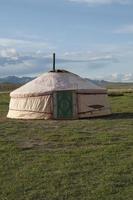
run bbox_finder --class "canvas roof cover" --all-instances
[10,70,106,98]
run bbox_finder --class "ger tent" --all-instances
[7,69,111,119]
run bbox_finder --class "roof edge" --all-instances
[10,89,107,98]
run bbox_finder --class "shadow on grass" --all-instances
[103,112,133,120]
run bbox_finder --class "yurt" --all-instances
[7,53,111,119]
[7,69,111,120]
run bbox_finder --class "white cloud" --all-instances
[0,37,56,74]
[100,73,133,82]
[0,38,54,52]
[0,48,18,60]
[0,38,132,79]
[62,50,119,63]
[114,24,133,34]
[68,0,131,5]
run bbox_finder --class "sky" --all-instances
[0,0,133,82]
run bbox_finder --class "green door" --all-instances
[56,91,73,119]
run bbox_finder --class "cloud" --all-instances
[0,37,132,78]
[100,73,133,82]
[0,45,124,77]
[63,51,119,64]
[0,38,54,52]
[68,0,131,5]
[114,24,133,34]
[0,37,56,75]
[0,48,18,59]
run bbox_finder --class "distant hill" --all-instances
[0,76,113,85]
[85,79,108,86]
[0,76,35,84]
[0,83,21,92]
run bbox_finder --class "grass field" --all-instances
[0,91,133,200]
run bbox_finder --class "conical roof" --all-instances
[10,70,106,98]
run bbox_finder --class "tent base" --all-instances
[7,110,53,120]
[7,109,111,120]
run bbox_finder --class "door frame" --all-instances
[53,90,77,119]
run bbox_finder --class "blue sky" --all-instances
[0,0,133,81]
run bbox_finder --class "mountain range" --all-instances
[0,75,132,87]
[0,76,35,84]
[0,75,107,85]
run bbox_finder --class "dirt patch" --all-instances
[18,138,45,150]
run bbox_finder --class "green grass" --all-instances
[0,92,133,200]
[106,82,133,89]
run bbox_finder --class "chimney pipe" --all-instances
[53,53,55,72]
